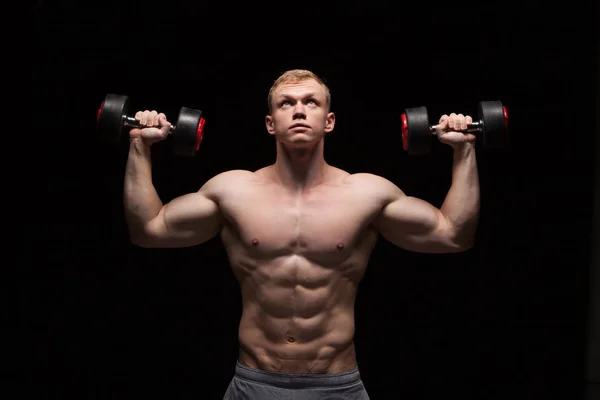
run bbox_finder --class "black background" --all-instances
[28,0,598,399]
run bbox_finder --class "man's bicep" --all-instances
[164,191,223,237]
[375,195,459,253]
[376,195,442,235]
[141,191,223,248]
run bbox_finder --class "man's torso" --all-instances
[214,166,385,374]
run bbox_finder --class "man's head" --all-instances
[265,69,335,146]
[267,70,331,114]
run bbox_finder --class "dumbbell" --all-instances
[400,100,509,155]
[96,93,206,157]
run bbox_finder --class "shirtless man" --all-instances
[123,69,479,399]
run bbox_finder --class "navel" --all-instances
[284,334,296,344]
[251,238,260,247]
[337,241,345,251]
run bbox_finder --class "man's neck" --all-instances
[272,140,328,191]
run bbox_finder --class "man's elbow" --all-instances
[449,234,475,252]
[454,241,474,252]
[129,229,160,248]
[127,217,167,248]
[444,219,477,252]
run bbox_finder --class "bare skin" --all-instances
[221,167,380,374]
[123,77,479,374]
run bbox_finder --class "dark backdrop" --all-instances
[28,1,598,399]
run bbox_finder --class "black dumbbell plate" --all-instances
[479,101,508,149]
[96,94,129,143]
[405,106,431,155]
[173,107,205,157]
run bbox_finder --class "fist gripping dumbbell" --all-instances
[401,100,509,155]
[96,94,206,157]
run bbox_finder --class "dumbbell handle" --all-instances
[123,116,176,134]
[429,120,483,135]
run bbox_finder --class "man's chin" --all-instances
[279,136,321,149]
[284,131,324,140]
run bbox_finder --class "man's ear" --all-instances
[324,112,335,133]
[265,115,275,135]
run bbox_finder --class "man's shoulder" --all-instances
[342,172,404,202]
[343,172,393,187]
[199,169,261,195]
[211,169,259,182]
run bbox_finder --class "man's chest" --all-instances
[219,187,381,259]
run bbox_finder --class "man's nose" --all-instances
[292,102,306,117]
[293,111,306,120]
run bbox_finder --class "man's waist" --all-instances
[233,359,361,389]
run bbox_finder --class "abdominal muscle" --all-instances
[234,255,361,374]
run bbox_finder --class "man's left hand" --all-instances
[436,113,476,150]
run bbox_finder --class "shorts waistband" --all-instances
[234,361,361,389]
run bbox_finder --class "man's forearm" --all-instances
[123,139,163,237]
[440,143,480,246]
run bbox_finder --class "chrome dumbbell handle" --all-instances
[429,120,483,135]
[123,116,175,134]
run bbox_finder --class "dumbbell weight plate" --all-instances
[403,106,431,155]
[173,107,206,157]
[479,100,508,149]
[96,94,129,143]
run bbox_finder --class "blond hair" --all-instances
[267,69,331,113]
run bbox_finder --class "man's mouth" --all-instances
[290,123,310,129]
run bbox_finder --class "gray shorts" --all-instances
[223,360,370,400]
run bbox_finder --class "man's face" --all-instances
[265,79,335,146]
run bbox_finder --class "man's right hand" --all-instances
[129,110,171,145]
